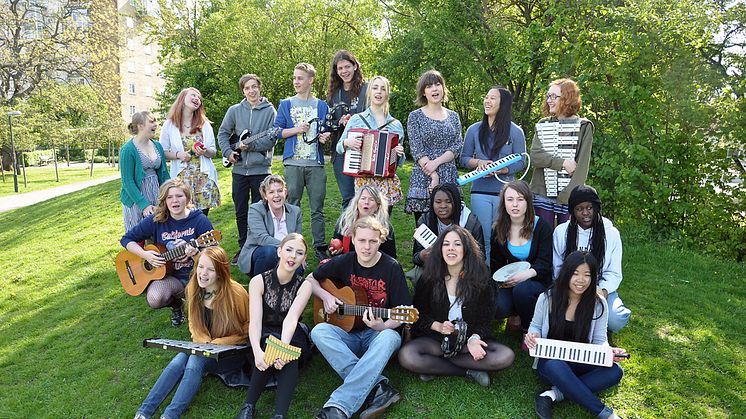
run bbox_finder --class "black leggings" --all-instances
[398,336,515,376]
[244,328,309,416]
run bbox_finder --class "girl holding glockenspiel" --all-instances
[236,233,313,419]
[529,78,594,228]
[525,251,626,419]
[134,246,249,419]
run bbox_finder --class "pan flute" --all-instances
[143,338,249,360]
[342,128,399,178]
[529,338,623,367]
[535,119,581,197]
[456,153,523,186]
[263,335,301,364]
[413,224,437,250]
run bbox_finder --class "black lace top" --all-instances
[261,269,305,327]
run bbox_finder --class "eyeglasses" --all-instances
[546,93,561,101]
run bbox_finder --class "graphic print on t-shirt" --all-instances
[290,104,318,160]
[349,273,387,308]
[162,227,196,271]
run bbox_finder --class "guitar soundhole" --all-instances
[143,261,153,271]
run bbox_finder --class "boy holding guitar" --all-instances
[307,216,411,419]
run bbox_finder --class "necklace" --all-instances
[203,290,215,300]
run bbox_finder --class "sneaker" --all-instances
[134,413,148,419]
[418,374,435,382]
[535,393,553,419]
[170,304,184,327]
[465,369,490,387]
[359,381,401,419]
[231,250,241,266]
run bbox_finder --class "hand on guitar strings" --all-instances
[172,239,198,262]
[143,250,166,268]
[363,307,386,331]
[321,293,343,314]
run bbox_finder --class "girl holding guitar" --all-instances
[120,179,213,326]
[525,251,626,419]
[134,246,249,419]
[399,225,515,387]
[236,233,313,419]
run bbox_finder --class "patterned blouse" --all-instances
[405,108,463,213]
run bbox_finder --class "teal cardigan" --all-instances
[119,139,170,209]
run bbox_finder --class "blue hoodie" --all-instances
[120,209,214,283]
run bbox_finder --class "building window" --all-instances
[144,64,152,76]
[144,44,152,55]
[126,17,134,28]
[127,38,135,50]
[129,105,136,116]
[145,86,153,97]
[128,83,136,94]
[127,61,135,73]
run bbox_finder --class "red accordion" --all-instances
[341,128,399,178]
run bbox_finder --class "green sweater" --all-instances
[529,117,594,205]
[119,139,170,209]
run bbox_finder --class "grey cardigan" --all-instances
[237,201,302,274]
[527,291,609,368]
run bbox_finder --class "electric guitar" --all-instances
[222,127,280,168]
[313,280,419,332]
[115,230,222,296]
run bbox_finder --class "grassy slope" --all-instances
[0,162,743,418]
[0,164,119,197]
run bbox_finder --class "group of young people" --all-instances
[118,49,632,419]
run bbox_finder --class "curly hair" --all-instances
[339,185,390,237]
[542,78,581,118]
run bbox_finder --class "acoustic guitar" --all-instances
[115,230,222,296]
[312,280,419,332]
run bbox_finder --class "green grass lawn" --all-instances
[0,163,119,197]
[0,162,743,418]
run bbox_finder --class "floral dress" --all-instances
[179,133,221,210]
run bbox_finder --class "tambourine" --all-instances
[441,319,468,358]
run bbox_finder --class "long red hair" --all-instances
[166,87,210,134]
[186,246,246,339]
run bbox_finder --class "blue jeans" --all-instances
[311,323,402,417]
[470,193,500,261]
[285,165,327,248]
[251,245,279,277]
[495,280,547,330]
[136,352,217,419]
[332,153,355,209]
[537,358,623,418]
[607,291,631,333]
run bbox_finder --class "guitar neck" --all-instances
[234,128,276,149]
[339,304,391,319]
[159,240,197,262]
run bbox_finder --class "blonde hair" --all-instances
[365,75,391,116]
[153,179,193,223]
[127,111,155,135]
[259,174,288,202]
[338,185,390,236]
[351,216,388,243]
[294,63,317,78]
